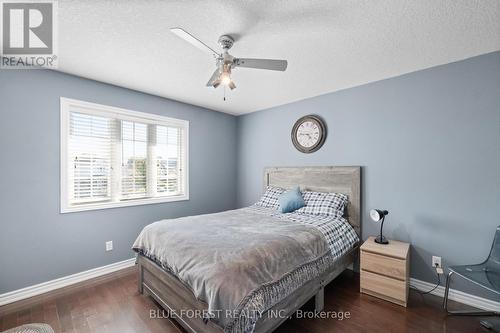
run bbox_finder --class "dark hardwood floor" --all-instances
[0,270,493,333]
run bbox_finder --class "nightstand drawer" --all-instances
[361,251,406,280]
[360,270,407,304]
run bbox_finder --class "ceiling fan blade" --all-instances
[228,81,236,90]
[170,28,219,57]
[206,68,221,87]
[233,58,287,71]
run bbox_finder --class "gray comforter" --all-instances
[132,207,337,332]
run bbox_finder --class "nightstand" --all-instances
[360,236,410,307]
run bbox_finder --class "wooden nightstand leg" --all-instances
[315,287,324,312]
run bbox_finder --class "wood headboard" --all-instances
[263,166,361,237]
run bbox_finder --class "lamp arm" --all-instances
[379,216,385,241]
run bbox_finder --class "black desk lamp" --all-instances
[370,209,389,244]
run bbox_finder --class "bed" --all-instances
[134,166,361,333]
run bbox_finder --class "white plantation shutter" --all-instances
[61,98,189,213]
[121,121,148,199]
[156,125,184,195]
[69,113,113,204]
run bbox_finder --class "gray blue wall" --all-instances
[2,52,499,301]
[0,70,237,293]
[236,51,500,299]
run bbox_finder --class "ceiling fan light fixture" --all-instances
[220,72,231,86]
[218,64,234,86]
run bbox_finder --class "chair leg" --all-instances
[444,271,499,316]
[443,271,453,311]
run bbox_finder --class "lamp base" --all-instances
[374,235,389,244]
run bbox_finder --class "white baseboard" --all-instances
[0,258,136,306]
[410,277,500,312]
[2,259,499,313]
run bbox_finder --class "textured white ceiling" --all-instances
[57,0,500,115]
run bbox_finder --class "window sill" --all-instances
[60,194,189,213]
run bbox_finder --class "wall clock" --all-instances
[291,115,326,153]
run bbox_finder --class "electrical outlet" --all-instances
[105,241,113,252]
[432,256,442,268]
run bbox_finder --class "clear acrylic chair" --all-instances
[443,225,500,315]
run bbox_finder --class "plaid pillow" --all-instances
[255,186,286,209]
[296,191,348,216]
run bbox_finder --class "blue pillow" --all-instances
[278,186,305,213]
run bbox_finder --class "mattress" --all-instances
[133,206,359,332]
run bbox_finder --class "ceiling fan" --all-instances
[171,28,288,90]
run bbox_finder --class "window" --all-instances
[61,98,189,213]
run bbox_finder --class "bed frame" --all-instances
[137,166,361,333]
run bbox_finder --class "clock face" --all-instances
[291,115,326,153]
[296,121,320,148]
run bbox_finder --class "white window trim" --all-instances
[60,97,189,213]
